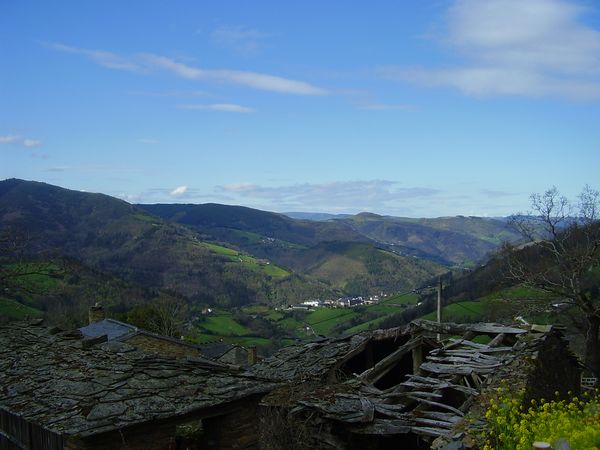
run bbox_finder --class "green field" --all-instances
[199,313,252,336]
[306,308,358,335]
[0,297,43,320]
[422,300,487,321]
[204,242,290,278]
[5,262,62,294]
[420,284,558,324]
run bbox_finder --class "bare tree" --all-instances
[0,227,64,295]
[504,186,600,381]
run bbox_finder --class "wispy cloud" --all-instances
[480,189,520,198]
[46,166,71,172]
[177,103,255,113]
[210,25,271,56]
[140,53,327,95]
[45,164,140,173]
[217,180,440,213]
[137,138,160,144]
[44,42,328,96]
[1,135,42,147]
[41,42,142,72]
[380,0,600,100]
[0,135,21,144]
[23,139,41,147]
[127,90,210,98]
[170,185,188,197]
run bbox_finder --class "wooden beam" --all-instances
[412,320,527,336]
[358,338,421,384]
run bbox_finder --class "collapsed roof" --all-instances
[254,319,576,447]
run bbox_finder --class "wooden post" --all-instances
[436,276,442,341]
[411,345,423,375]
[247,346,258,366]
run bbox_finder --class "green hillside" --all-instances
[140,203,448,296]
[0,179,335,307]
[340,213,521,266]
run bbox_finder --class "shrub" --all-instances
[483,388,600,450]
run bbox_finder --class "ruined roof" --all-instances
[250,328,404,381]
[257,320,566,443]
[0,321,275,439]
[79,318,137,340]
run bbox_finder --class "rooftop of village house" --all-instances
[0,318,580,449]
[0,320,275,439]
[252,319,580,444]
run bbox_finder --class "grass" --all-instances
[204,242,290,278]
[199,314,252,336]
[5,262,62,293]
[345,316,388,334]
[204,242,239,256]
[422,300,487,321]
[383,292,419,305]
[0,297,43,320]
[482,285,553,301]
[306,308,358,335]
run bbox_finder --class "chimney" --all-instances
[88,303,105,324]
[247,346,258,366]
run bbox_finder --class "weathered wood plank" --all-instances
[404,396,465,416]
[413,320,527,336]
[358,337,421,384]
[417,411,461,423]
[410,426,449,437]
[412,417,454,428]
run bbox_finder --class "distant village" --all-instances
[287,293,393,310]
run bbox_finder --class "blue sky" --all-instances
[1,0,599,217]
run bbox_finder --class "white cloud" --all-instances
[218,180,440,213]
[137,138,159,144]
[177,103,255,113]
[211,25,271,56]
[0,135,42,147]
[381,0,600,100]
[170,185,188,196]
[23,139,41,147]
[0,135,21,144]
[44,42,327,96]
[117,193,142,203]
[140,53,327,95]
[41,42,142,72]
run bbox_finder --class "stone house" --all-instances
[0,320,275,450]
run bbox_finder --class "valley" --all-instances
[1,178,559,353]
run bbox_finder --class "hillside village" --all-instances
[0,312,583,449]
[4,0,600,447]
[1,180,599,449]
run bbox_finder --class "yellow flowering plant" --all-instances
[482,388,600,450]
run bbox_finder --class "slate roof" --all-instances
[0,321,275,438]
[198,342,240,360]
[79,318,137,340]
[250,327,408,382]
